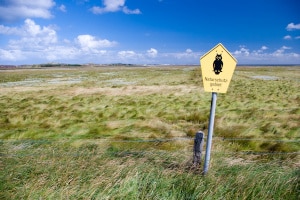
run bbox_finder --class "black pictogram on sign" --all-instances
[213,54,223,75]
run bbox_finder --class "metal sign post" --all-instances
[200,43,237,175]
[203,92,217,175]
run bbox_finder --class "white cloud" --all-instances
[233,46,250,56]
[282,46,291,50]
[122,6,141,14]
[0,0,55,21]
[147,48,158,58]
[273,46,291,55]
[261,46,268,50]
[186,49,193,53]
[0,19,118,63]
[286,23,300,31]
[284,35,292,40]
[0,25,19,35]
[0,49,25,61]
[118,50,137,58]
[171,51,198,60]
[0,19,57,50]
[270,46,300,63]
[76,35,117,52]
[253,46,268,53]
[58,5,67,12]
[117,50,148,63]
[117,49,199,64]
[104,0,125,11]
[90,7,103,14]
[232,45,300,64]
[90,0,141,14]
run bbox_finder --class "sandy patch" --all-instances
[251,75,279,80]
[0,86,48,94]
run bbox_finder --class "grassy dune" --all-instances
[0,66,299,199]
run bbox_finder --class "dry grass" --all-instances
[0,65,299,199]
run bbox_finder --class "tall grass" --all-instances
[0,66,299,199]
[0,139,298,199]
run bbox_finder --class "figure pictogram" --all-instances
[213,53,223,75]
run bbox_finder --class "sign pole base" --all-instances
[203,92,217,175]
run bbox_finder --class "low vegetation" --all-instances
[0,66,299,199]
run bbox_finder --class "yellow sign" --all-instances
[200,43,237,93]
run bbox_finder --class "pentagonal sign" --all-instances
[200,43,237,93]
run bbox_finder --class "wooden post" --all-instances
[193,131,204,167]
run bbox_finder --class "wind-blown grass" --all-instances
[0,66,299,199]
[0,139,298,199]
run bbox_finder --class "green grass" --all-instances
[0,66,299,199]
[0,139,298,199]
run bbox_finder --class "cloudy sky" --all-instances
[0,0,300,65]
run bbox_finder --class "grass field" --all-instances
[0,65,299,199]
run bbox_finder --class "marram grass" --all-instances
[0,139,298,199]
[0,66,299,199]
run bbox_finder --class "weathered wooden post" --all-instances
[193,131,204,167]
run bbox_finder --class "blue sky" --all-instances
[0,0,300,65]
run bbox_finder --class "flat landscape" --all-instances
[0,65,299,199]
